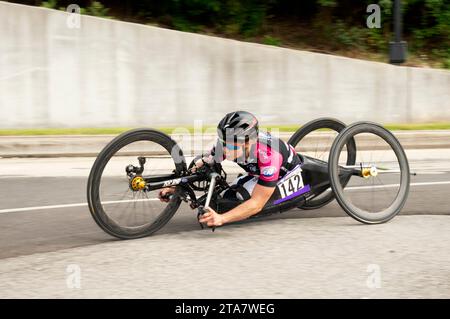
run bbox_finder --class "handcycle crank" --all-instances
[198,172,220,232]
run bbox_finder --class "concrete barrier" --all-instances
[0,1,449,129]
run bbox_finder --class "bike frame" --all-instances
[138,155,361,215]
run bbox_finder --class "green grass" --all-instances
[383,123,450,131]
[269,123,450,132]
[0,128,137,136]
[265,123,450,132]
[262,35,282,47]
[0,123,449,136]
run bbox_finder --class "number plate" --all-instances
[274,165,310,204]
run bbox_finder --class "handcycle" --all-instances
[87,118,410,239]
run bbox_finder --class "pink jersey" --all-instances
[211,132,299,187]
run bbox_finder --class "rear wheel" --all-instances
[328,122,410,224]
[87,128,186,239]
[288,118,356,210]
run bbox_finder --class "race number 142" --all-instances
[278,167,304,198]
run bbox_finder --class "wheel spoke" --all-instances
[329,123,409,223]
[87,130,183,238]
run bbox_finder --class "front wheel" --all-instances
[328,122,410,224]
[87,128,187,239]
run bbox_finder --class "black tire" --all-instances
[87,128,187,239]
[328,122,410,224]
[288,118,356,210]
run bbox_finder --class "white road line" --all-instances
[347,180,450,190]
[0,202,88,214]
[0,198,158,214]
[1,181,450,215]
[312,180,450,193]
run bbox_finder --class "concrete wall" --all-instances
[0,1,449,129]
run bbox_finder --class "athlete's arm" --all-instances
[221,184,275,223]
[199,184,275,226]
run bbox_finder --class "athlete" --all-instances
[158,111,302,228]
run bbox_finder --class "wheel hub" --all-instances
[130,176,146,191]
[362,165,378,178]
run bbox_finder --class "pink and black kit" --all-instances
[210,132,302,201]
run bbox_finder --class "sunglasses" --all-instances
[224,143,241,151]
[218,138,243,151]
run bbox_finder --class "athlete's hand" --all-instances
[198,207,224,227]
[158,187,175,202]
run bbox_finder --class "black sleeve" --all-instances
[257,178,278,188]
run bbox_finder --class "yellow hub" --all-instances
[131,176,146,191]
[361,166,378,178]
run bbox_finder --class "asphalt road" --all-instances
[0,152,449,298]
[0,163,449,259]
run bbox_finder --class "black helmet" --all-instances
[217,111,259,143]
